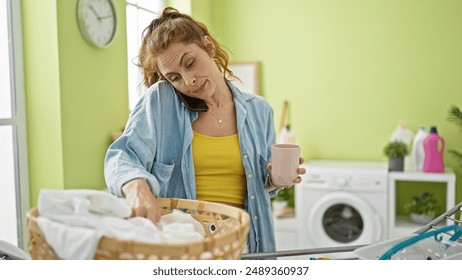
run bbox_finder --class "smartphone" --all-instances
[174,89,208,112]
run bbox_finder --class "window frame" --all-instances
[0,0,30,249]
[125,0,165,111]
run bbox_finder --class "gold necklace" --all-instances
[208,108,223,124]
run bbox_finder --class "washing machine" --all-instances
[296,160,389,253]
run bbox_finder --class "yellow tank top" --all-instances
[192,131,247,208]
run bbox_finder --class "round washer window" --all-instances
[322,203,364,243]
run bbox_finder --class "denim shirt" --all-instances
[104,80,278,254]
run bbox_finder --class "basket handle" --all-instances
[378,225,462,260]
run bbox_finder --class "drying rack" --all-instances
[241,201,462,260]
[0,240,30,260]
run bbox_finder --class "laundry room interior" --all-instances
[2,0,462,261]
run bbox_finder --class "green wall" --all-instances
[22,0,130,207]
[22,0,64,205]
[191,0,462,209]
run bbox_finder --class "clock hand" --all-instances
[99,15,113,20]
[89,5,101,21]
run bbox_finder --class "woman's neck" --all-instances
[205,79,233,109]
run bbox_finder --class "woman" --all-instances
[104,7,305,254]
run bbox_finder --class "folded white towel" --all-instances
[36,189,206,259]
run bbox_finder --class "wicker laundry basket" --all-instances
[26,198,250,260]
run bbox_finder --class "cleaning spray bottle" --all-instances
[423,126,445,173]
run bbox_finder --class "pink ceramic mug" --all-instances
[271,144,300,187]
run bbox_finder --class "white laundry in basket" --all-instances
[37,189,205,259]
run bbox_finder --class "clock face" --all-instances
[77,0,117,48]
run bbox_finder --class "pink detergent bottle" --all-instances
[423,126,445,173]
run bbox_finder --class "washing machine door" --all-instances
[306,192,383,248]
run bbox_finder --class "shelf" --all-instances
[388,169,456,239]
[389,169,455,183]
[395,214,424,229]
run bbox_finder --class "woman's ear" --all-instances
[203,36,215,57]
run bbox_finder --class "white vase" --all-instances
[410,212,434,225]
[271,200,288,215]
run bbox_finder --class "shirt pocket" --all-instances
[258,153,270,177]
[152,161,175,197]
[258,154,271,208]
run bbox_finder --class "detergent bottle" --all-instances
[390,121,414,146]
[410,126,428,172]
[423,126,445,173]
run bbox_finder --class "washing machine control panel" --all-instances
[301,170,387,191]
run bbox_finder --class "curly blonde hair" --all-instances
[138,7,234,88]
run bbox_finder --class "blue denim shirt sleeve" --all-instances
[104,80,278,254]
[104,81,181,198]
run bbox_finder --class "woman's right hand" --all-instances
[121,178,162,224]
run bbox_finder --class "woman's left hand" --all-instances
[267,157,306,187]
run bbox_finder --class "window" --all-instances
[0,0,29,248]
[126,0,165,111]
[0,2,12,119]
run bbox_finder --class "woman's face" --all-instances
[156,38,221,101]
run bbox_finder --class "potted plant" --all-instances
[384,140,409,171]
[271,187,294,217]
[404,192,440,224]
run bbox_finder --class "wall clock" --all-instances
[77,0,117,48]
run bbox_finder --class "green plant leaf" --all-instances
[271,187,295,208]
[447,105,462,129]
[404,192,440,216]
[384,140,409,158]
[447,105,462,170]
